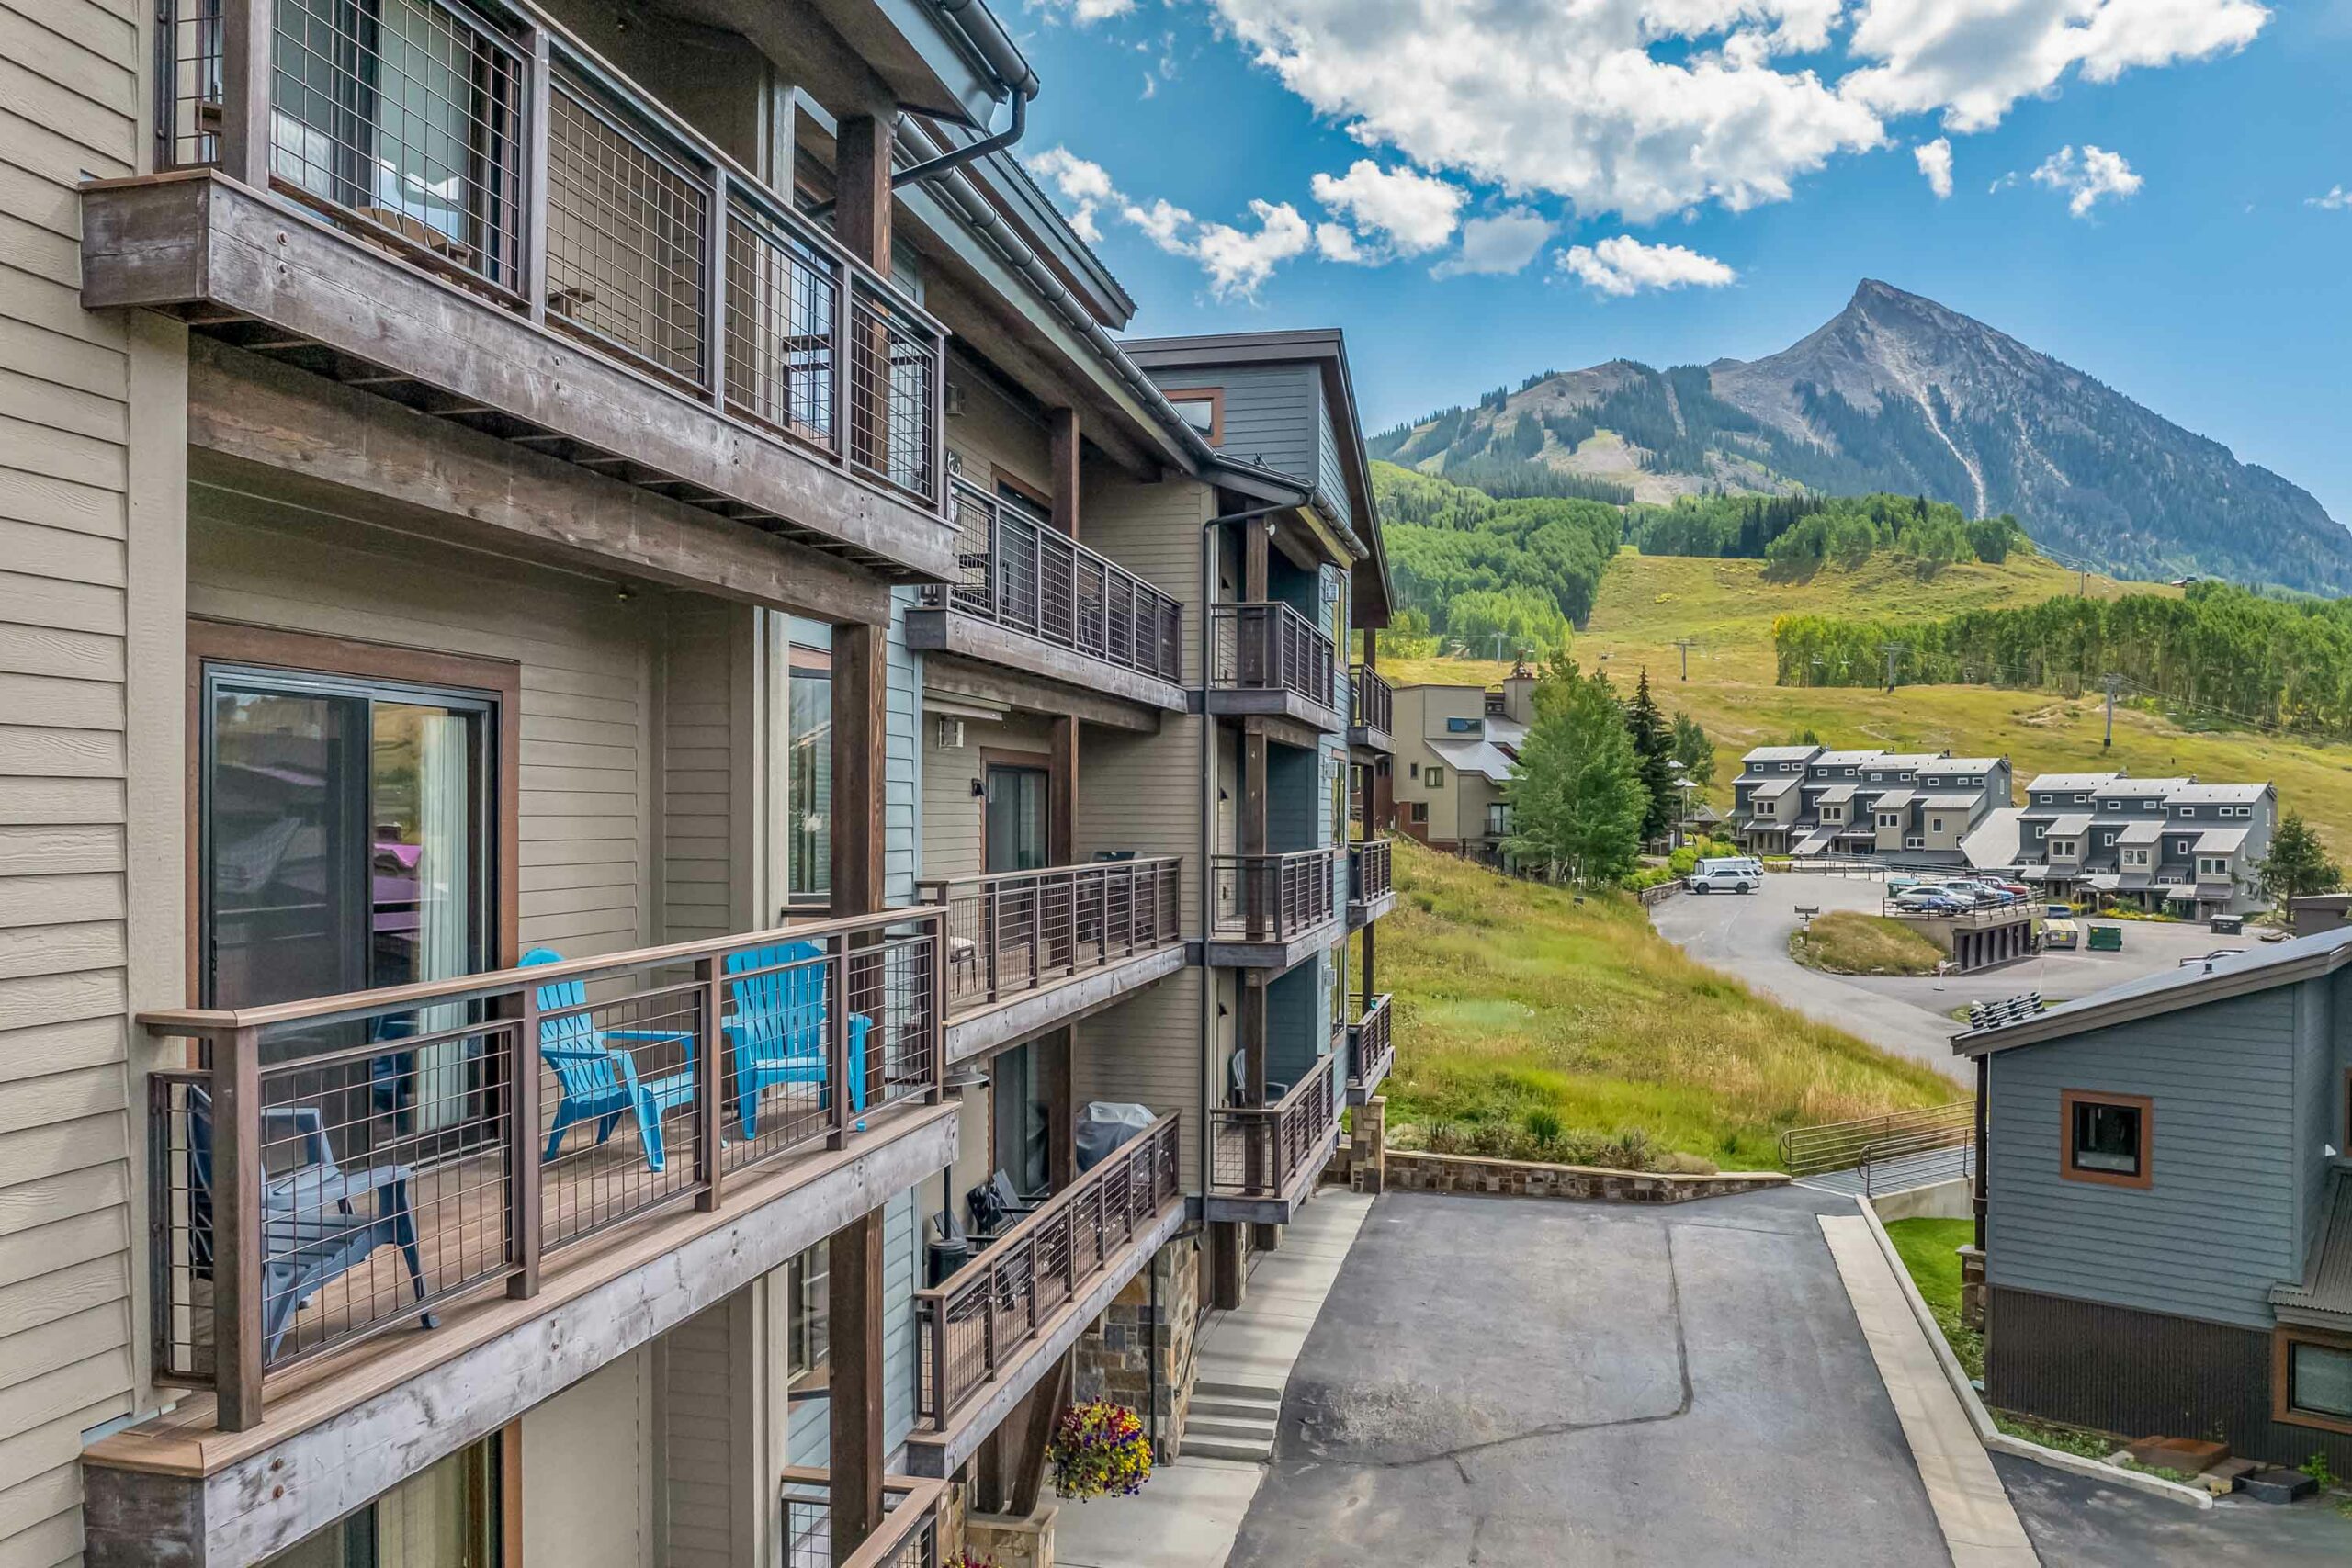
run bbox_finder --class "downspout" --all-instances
[1973,1053,1989,1252]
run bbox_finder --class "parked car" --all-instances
[1938,880,2013,908]
[1894,886,1969,915]
[1697,855,1764,879]
[1686,863,1758,895]
[1984,878,2032,898]
[1886,874,1926,894]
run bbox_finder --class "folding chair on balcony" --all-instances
[524,948,697,1173]
[1227,1051,1292,1108]
[966,1168,1043,1243]
[721,941,871,1140]
[185,1086,435,1359]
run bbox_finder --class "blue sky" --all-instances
[1003,0,2352,523]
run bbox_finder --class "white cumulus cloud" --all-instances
[2031,143,2142,216]
[1556,234,1739,296]
[1191,200,1316,298]
[1038,0,1136,22]
[1431,209,1555,278]
[2311,185,2352,210]
[1122,197,1195,252]
[1842,0,2268,133]
[1308,160,1466,255]
[1025,147,1116,242]
[1314,222,1372,263]
[1198,0,2262,223]
[1915,137,1953,198]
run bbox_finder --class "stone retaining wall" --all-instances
[1385,1150,1789,1203]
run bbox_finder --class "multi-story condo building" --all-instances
[1732,744,2012,863]
[1,0,1394,1562]
[1390,672,1533,860]
[2008,773,2277,914]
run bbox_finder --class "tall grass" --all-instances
[1379,840,1951,1171]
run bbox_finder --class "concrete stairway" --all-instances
[1180,1380,1285,1462]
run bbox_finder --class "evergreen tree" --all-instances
[1670,713,1717,793]
[1503,653,1647,887]
[2256,812,2342,906]
[1624,669,1677,841]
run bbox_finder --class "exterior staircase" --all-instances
[1180,1378,1284,1462]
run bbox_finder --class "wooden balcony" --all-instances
[903,1115,1184,1477]
[1345,993,1393,1105]
[1207,603,1340,731]
[907,479,1187,711]
[1208,1054,1340,1223]
[920,858,1186,1061]
[1349,664,1395,752]
[1207,849,1342,969]
[85,0,954,581]
[131,911,944,1435]
[781,1472,952,1568]
[1348,838,1396,926]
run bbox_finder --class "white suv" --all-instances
[1685,863,1758,895]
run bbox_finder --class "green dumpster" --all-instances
[2087,924,2123,953]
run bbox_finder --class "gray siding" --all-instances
[887,591,920,907]
[1184,365,1316,479]
[1986,987,2303,1329]
[1313,389,1349,533]
[658,1302,747,1568]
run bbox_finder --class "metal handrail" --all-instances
[1859,1128,1976,1200]
[1349,839,1394,905]
[925,479,1184,682]
[778,1471,949,1568]
[141,907,944,1431]
[1350,665,1394,734]
[1346,993,1393,1089]
[1210,848,1339,940]
[918,857,1182,1019]
[1779,1100,1974,1177]
[913,1113,1182,1426]
[1211,1053,1340,1198]
[154,0,947,513]
[1208,602,1336,709]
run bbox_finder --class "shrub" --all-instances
[1524,1108,1564,1145]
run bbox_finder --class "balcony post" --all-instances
[695,953,723,1213]
[827,1208,888,1565]
[521,28,551,322]
[705,168,729,405]
[213,1025,265,1431]
[510,985,544,1300]
[218,0,274,190]
[826,932,851,1152]
[1048,407,1080,538]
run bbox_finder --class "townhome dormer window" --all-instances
[2062,1090,2152,1189]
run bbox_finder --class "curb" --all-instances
[1852,1199,2212,1511]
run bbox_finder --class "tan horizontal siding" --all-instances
[1076,970,1205,1192]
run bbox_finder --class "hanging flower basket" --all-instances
[1046,1399,1153,1500]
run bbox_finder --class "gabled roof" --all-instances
[1961,807,2024,869]
[1954,925,2352,1056]
[2026,773,2120,793]
[1917,793,1983,809]
[2197,827,2251,852]
[2115,820,2164,845]
[1816,784,1858,804]
[1743,745,1822,762]
[1752,776,1800,799]
[1871,752,1946,771]
[1809,750,1883,768]
[1872,789,1917,809]
[1919,756,2004,773]
[2106,777,2193,797]
[1428,736,1514,784]
[2045,813,2095,835]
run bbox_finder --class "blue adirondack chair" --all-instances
[524,948,697,1172]
[185,1087,435,1359]
[721,941,871,1139]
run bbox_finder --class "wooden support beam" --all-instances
[828,1209,888,1564]
[1047,716,1078,866]
[1244,515,1270,603]
[1241,727,1268,857]
[833,116,893,271]
[830,624,888,915]
[1241,974,1267,1108]
[1362,919,1377,998]
[1048,407,1081,539]
[1006,1351,1074,1518]
[1041,1028,1074,1192]
[1209,1223,1243,1311]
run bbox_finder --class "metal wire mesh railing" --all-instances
[919,857,1182,1018]
[141,908,943,1431]
[925,479,1185,683]
[1350,664,1393,735]
[1346,993,1392,1094]
[779,1471,947,1568]
[150,0,945,513]
[1209,849,1338,941]
[1209,603,1336,711]
[915,1114,1181,1426]
[1211,1055,1339,1200]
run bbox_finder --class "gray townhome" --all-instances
[1955,931,2352,1473]
[2009,773,2276,915]
[1730,743,2010,864]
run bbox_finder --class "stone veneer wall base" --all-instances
[1383,1150,1789,1203]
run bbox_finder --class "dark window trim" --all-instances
[2274,1325,2352,1436]
[1160,386,1225,446]
[2059,1089,2154,1190]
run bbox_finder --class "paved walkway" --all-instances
[1057,1189,1374,1568]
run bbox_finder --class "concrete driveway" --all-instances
[1226,1187,1950,1568]
[1650,874,2239,1083]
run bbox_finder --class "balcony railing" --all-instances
[1210,849,1339,942]
[1350,665,1394,736]
[154,0,944,512]
[1349,839,1393,907]
[1347,993,1393,1093]
[1209,603,1336,711]
[925,479,1184,683]
[914,1113,1182,1427]
[140,909,941,1430]
[1211,1054,1340,1200]
[781,1471,949,1568]
[918,857,1182,1020]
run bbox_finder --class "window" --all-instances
[1905,835,1924,850]
[786,624,832,908]
[1408,762,1419,780]
[2276,1330,2352,1434]
[261,1431,505,1566]
[2104,800,2121,811]
[1426,766,1445,787]
[1930,818,1945,832]
[1407,801,1429,825]
[2102,831,2116,847]
[2199,855,2231,878]
[2075,794,2089,804]
[2178,807,2196,818]
[1161,388,1223,445]
[1870,772,1883,782]
[2061,1090,2152,1189]
[1445,716,1480,733]
[2033,824,2046,839]
[786,1243,830,1395]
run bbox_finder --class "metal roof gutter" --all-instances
[928,0,1039,99]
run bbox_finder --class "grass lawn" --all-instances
[1791,911,1946,976]
[1883,1216,1984,1381]
[1383,550,2352,853]
[1377,840,1951,1172]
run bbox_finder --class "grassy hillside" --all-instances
[1374,840,1951,1172]
[1381,551,2352,852]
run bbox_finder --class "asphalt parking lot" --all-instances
[1650,873,2241,1081]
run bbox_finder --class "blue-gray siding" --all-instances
[1986,987,2304,1329]
[1313,390,1348,532]
[1171,364,1316,479]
